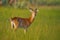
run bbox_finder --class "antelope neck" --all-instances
[29,12,35,22]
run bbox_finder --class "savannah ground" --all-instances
[0,6,60,40]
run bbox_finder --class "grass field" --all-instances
[0,6,60,40]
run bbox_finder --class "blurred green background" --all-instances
[0,0,60,40]
[0,0,60,8]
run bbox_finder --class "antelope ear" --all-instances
[35,8,39,12]
[29,8,33,12]
[37,9,39,12]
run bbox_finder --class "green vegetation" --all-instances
[1,0,60,6]
[0,6,60,40]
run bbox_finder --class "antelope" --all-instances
[10,8,38,33]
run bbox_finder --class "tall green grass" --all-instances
[0,6,60,40]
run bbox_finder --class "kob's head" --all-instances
[29,8,38,16]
